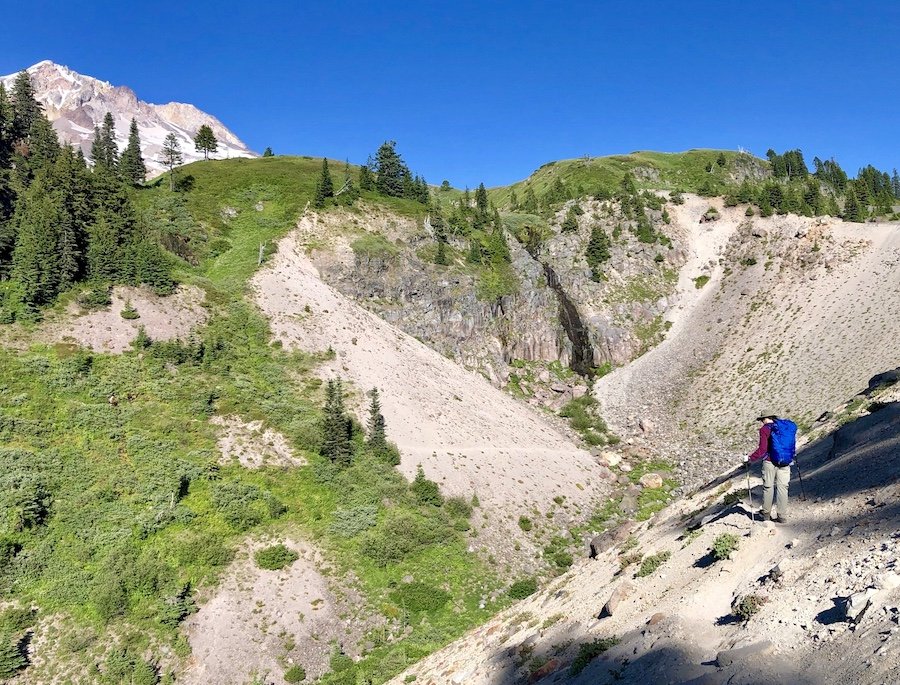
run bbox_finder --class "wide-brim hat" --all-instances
[755,411,778,421]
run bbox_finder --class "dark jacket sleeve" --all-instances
[748,423,771,462]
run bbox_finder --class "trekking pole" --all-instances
[795,460,807,501]
[746,460,754,536]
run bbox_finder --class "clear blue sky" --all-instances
[2,0,897,187]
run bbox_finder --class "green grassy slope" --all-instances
[486,149,765,208]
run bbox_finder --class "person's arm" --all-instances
[748,423,771,462]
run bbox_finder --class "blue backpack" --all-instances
[769,418,797,466]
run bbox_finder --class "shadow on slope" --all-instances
[474,402,900,685]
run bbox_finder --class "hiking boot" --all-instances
[774,516,788,524]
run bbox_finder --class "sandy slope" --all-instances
[597,196,900,448]
[251,215,614,551]
[388,382,900,685]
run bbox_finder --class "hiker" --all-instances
[743,411,797,523]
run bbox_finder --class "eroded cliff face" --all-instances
[304,199,688,407]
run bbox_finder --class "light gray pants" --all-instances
[762,460,790,520]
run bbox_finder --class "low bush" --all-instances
[507,578,538,599]
[635,551,671,578]
[254,544,299,571]
[389,582,450,613]
[518,516,533,532]
[711,533,739,561]
[411,466,443,506]
[570,637,619,675]
[329,505,378,537]
[284,664,307,682]
[732,593,767,621]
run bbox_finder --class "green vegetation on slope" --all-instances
[0,155,501,684]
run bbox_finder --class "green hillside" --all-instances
[0,156,496,685]
[486,149,764,209]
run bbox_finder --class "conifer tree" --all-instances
[0,84,12,169]
[474,183,489,216]
[120,118,146,185]
[892,169,900,199]
[90,113,119,172]
[435,239,448,266]
[12,181,63,305]
[159,133,183,191]
[359,156,375,191]
[321,378,352,467]
[314,158,334,208]
[374,141,410,198]
[509,189,519,211]
[585,223,611,281]
[87,214,121,282]
[262,147,274,157]
[193,124,218,160]
[10,71,42,141]
[561,207,579,233]
[366,388,387,452]
[842,186,865,223]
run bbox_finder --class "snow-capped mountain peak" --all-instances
[0,61,257,177]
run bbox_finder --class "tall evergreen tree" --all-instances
[262,146,274,157]
[891,169,900,199]
[159,133,183,191]
[314,158,334,208]
[366,387,387,452]
[0,84,13,169]
[842,186,865,223]
[509,189,519,211]
[474,183,489,216]
[10,71,42,142]
[321,378,352,467]
[120,118,146,185]
[87,213,121,282]
[12,180,63,305]
[90,113,119,172]
[374,141,410,198]
[585,223,611,281]
[193,124,218,160]
[0,633,27,680]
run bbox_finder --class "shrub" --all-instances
[693,275,710,289]
[284,664,307,682]
[711,533,739,561]
[635,551,671,578]
[78,286,112,310]
[732,593,767,621]
[444,496,473,519]
[212,481,285,532]
[389,582,450,613]
[740,257,758,267]
[360,510,449,567]
[507,578,538,599]
[255,544,299,570]
[569,637,619,675]
[329,505,378,538]
[518,516,533,532]
[722,491,743,506]
[411,465,443,506]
